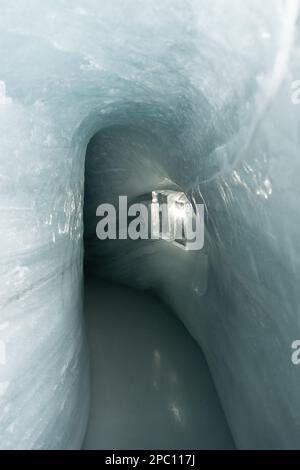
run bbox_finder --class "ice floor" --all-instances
[82,279,234,450]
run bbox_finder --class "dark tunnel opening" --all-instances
[81,126,235,449]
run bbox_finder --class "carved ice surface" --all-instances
[0,0,300,450]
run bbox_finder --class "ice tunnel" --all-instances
[0,0,300,450]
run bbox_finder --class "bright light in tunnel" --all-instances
[169,202,187,220]
[151,190,199,249]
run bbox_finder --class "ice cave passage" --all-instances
[1,0,300,451]
[81,126,234,449]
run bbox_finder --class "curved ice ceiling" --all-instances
[0,0,300,450]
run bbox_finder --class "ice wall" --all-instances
[0,0,300,449]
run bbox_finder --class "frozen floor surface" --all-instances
[82,278,234,450]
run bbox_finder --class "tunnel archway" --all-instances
[81,123,234,449]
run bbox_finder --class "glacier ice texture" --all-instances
[0,0,300,449]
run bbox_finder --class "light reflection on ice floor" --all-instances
[82,278,234,450]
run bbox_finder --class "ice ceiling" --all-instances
[0,0,300,450]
